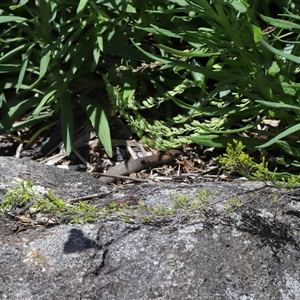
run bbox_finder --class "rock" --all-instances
[0,156,300,299]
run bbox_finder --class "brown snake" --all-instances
[99,149,181,183]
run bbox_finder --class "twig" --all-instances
[93,173,149,182]
[68,192,112,203]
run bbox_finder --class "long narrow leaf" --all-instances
[76,0,88,14]
[0,16,27,23]
[60,91,73,156]
[259,37,300,64]
[276,140,300,158]
[122,72,137,102]
[260,14,300,30]
[24,121,56,150]
[39,0,52,42]
[258,124,300,149]
[0,97,40,133]
[155,44,220,57]
[12,114,53,131]
[28,47,51,89]
[79,96,112,157]
[9,0,29,10]
[255,100,300,111]
[131,39,241,81]
[0,44,28,64]
[17,43,35,92]
[189,135,268,149]
[32,89,57,115]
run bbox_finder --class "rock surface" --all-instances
[1,156,300,299]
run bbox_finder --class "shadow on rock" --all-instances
[63,228,101,254]
[237,209,300,261]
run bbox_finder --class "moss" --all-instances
[0,179,116,224]
[0,179,222,227]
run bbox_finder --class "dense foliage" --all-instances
[1,0,300,176]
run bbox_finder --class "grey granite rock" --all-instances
[0,156,300,300]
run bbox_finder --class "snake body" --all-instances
[99,149,181,183]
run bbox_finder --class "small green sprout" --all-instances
[33,191,67,213]
[1,179,42,213]
[169,192,189,209]
[0,179,109,224]
[224,197,242,214]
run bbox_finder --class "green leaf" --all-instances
[280,10,300,22]
[136,26,183,38]
[79,96,112,157]
[17,43,35,92]
[259,37,300,64]
[25,121,57,150]
[0,16,27,23]
[276,140,300,158]
[9,0,29,10]
[32,89,57,116]
[100,0,136,13]
[29,46,52,90]
[60,91,73,156]
[40,47,51,77]
[12,114,53,131]
[92,47,101,72]
[131,39,241,81]
[122,72,137,102]
[188,135,266,149]
[258,124,300,149]
[255,100,300,111]
[0,44,28,64]
[225,0,248,13]
[155,44,220,57]
[0,64,22,73]
[77,0,88,14]
[267,61,280,76]
[0,97,40,133]
[39,0,52,42]
[260,14,300,30]
[96,34,103,52]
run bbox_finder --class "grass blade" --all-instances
[17,43,35,92]
[28,46,51,90]
[76,0,88,14]
[155,44,220,57]
[255,100,300,111]
[188,135,268,149]
[259,37,300,64]
[0,97,39,133]
[60,91,73,156]
[79,96,112,157]
[258,124,300,149]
